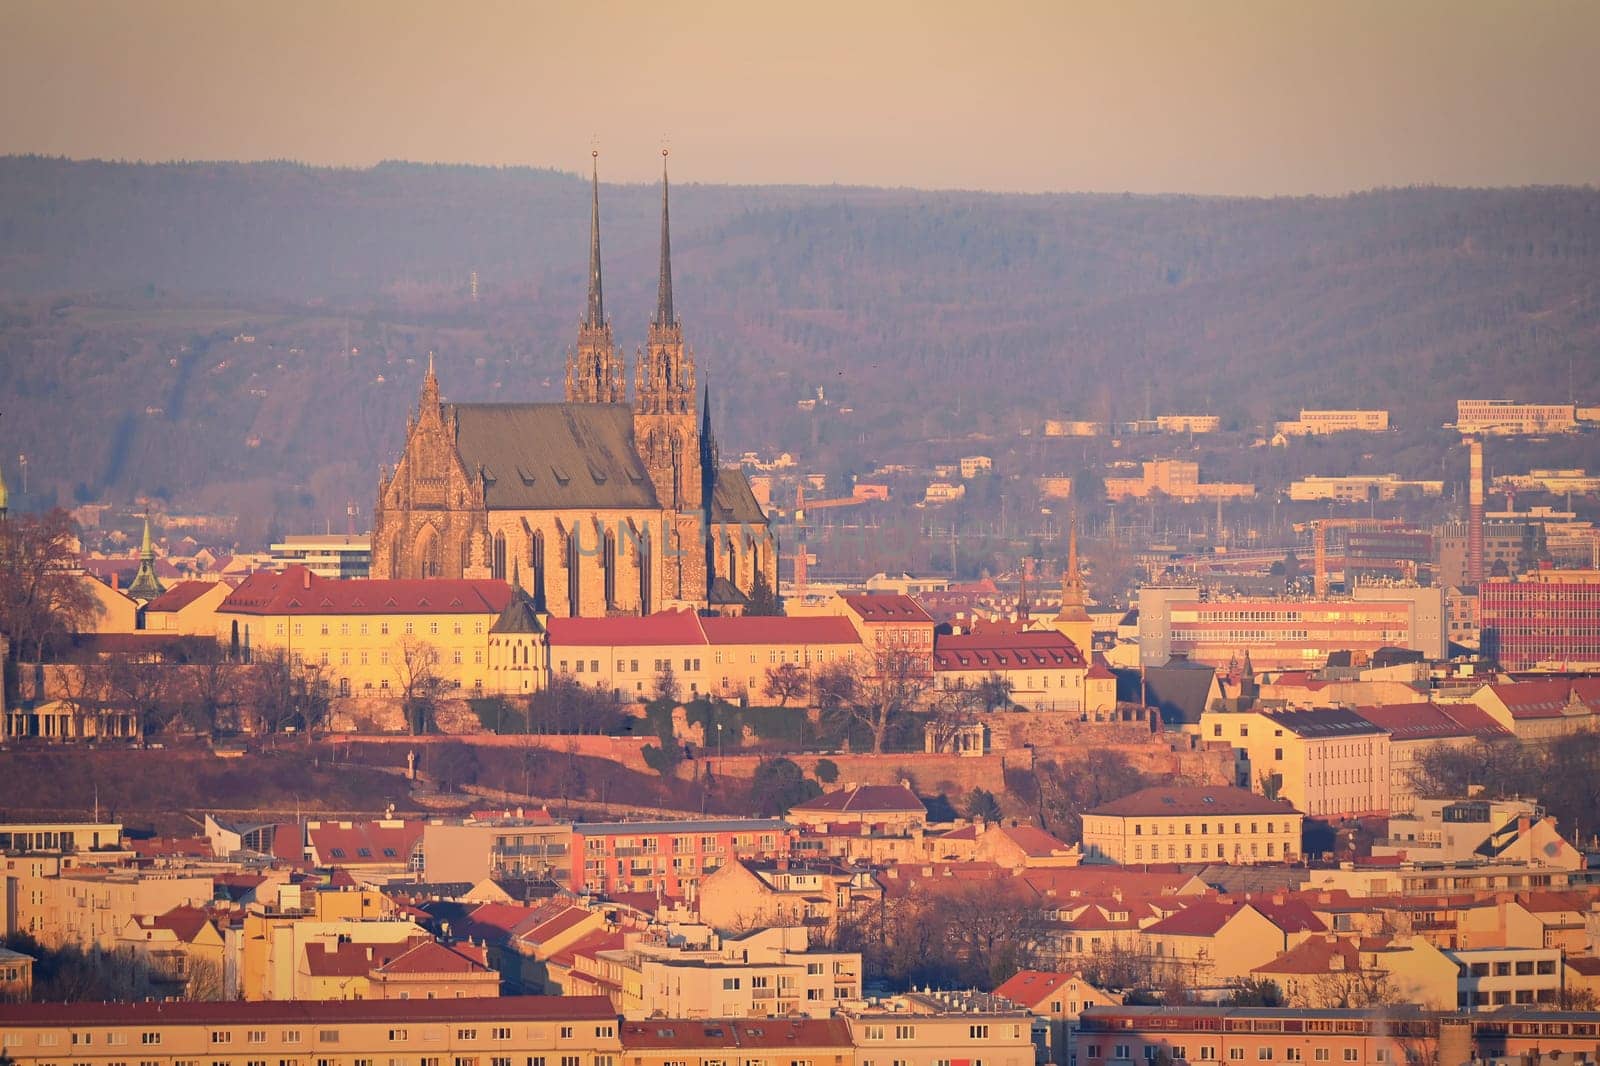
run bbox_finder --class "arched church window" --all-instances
[603,532,617,611]
[492,533,507,582]
[531,531,547,611]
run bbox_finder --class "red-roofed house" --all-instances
[1252,934,1457,1010]
[829,592,935,661]
[142,580,232,635]
[367,938,499,999]
[217,566,512,697]
[304,819,423,872]
[788,784,926,832]
[1356,702,1510,812]
[1140,898,1326,983]
[1081,786,1303,865]
[116,905,226,992]
[932,630,1113,714]
[1469,678,1600,742]
[993,969,1117,1066]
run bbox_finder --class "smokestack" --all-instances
[1468,438,1485,586]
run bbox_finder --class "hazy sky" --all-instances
[2,0,1596,195]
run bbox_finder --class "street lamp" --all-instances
[716,721,724,759]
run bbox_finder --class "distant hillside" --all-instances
[0,157,1596,531]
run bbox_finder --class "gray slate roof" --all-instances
[449,403,659,511]
[712,467,769,526]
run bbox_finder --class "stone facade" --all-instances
[371,158,776,617]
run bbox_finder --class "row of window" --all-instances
[1130,840,1291,861]
[275,620,486,638]
[1087,1045,1372,1062]
[1131,821,1284,836]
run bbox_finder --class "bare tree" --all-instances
[103,654,177,737]
[244,647,331,736]
[827,645,931,755]
[762,661,809,708]
[393,636,443,735]
[925,681,982,753]
[0,508,96,661]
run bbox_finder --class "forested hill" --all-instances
[0,156,1596,529]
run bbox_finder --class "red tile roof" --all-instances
[933,630,1087,670]
[305,820,423,866]
[545,609,707,647]
[993,969,1076,1007]
[1019,868,1206,900]
[791,784,924,815]
[700,614,862,645]
[133,905,216,943]
[1253,935,1363,976]
[996,824,1074,857]
[1483,679,1600,719]
[222,566,511,617]
[304,938,421,977]
[143,580,223,612]
[1354,702,1508,740]
[841,593,934,623]
[1089,785,1300,818]
[375,938,492,975]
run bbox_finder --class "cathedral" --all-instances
[370,153,778,617]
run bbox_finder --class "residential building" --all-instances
[959,455,994,477]
[993,969,1119,1066]
[1,863,213,947]
[1448,945,1563,1009]
[1480,570,1600,671]
[304,819,424,873]
[420,814,571,884]
[1077,1005,1433,1066]
[0,946,34,1001]
[568,819,791,899]
[932,629,1111,714]
[115,905,226,993]
[1353,703,1509,813]
[0,997,621,1065]
[141,580,233,635]
[844,990,1035,1066]
[566,925,860,1018]
[1467,677,1600,741]
[620,1017,852,1066]
[1252,934,1459,1011]
[1138,897,1326,984]
[696,859,880,937]
[1201,707,1391,818]
[1080,786,1303,865]
[788,784,926,833]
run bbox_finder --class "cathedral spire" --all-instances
[654,149,674,328]
[420,351,440,412]
[586,151,605,330]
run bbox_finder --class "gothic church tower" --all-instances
[565,153,626,404]
[634,151,704,598]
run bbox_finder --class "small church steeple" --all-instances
[566,151,625,404]
[127,514,166,602]
[1051,510,1093,655]
[636,149,694,418]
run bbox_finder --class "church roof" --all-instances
[712,466,768,526]
[707,575,751,606]
[490,583,545,635]
[448,403,659,511]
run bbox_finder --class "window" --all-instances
[458,1030,478,1041]
[1314,1051,1329,1062]
[722,977,741,990]
[1343,1053,1358,1063]
[968,1025,988,1040]
[559,1028,574,1040]
[388,1030,408,1042]
[141,1034,162,1046]
[380,621,390,635]
[1114,1046,1130,1060]
[491,1029,512,1041]
[1229,1051,1245,1062]
[895,1025,916,1040]
[1199,1048,1216,1062]
[210,1033,232,1045]
[247,1031,266,1045]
